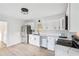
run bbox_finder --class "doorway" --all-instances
[0,21,7,48]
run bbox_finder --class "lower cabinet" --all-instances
[40,36,56,51]
[55,45,79,56]
[68,48,79,56]
[47,37,56,51]
[29,35,40,47]
[29,34,58,51]
[55,45,70,56]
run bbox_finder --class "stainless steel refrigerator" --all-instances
[21,25,32,44]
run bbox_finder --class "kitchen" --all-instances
[20,3,79,56]
[0,3,79,56]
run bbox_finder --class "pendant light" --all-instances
[37,20,43,33]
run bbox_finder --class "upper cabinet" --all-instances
[69,4,79,32]
[35,17,66,31]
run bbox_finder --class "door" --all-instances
[0,21,7,48]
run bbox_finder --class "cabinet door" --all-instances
[29,35,40,47]
[55,45,70,56]
[69,48,79,56]
[29,35,34,45]
[47,37,56,51]
[33,35,40,47]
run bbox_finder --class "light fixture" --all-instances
[21,8,29,15]
[37,20,43,33]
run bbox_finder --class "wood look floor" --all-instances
[0,43,55,56]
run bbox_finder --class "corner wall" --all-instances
[0,17,24,47]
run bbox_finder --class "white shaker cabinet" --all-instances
[69,48,79,56]
[55,45,79,56]
[69,4,79,32]
[29,35,34,45]
[55,45,70,56]
[29,34,40,47]
[47,36,56,51]
[34,35,40,47]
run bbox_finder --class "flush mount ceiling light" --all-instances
[21,8,29,15]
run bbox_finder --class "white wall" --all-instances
[0,21,7,44]
[24,14,74,39]
[69,3,79,32]
[23,14,67,38]
[34,14,66,31]
[41,18,65,31]
[0,17,24,46]
[24,14,66,33]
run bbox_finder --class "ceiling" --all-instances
[0,3,68,20]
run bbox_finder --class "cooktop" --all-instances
[57,39,79,49]
[56,39,72,47]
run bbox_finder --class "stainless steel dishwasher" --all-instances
[40,36,48,48]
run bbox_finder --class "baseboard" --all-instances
[6,41,21,47]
